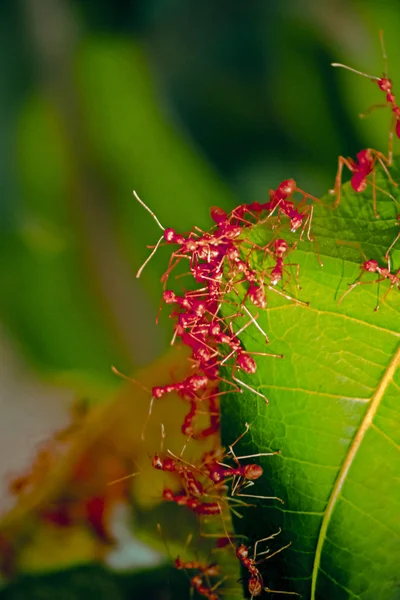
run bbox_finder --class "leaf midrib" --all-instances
[310,342,400,599]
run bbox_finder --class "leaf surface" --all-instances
[221,161,400,599]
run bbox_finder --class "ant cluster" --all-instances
[2,30,399,599]
[133,176,322,598]
[132,31,400,599]
[153,426,297,599]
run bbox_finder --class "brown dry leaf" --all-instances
[0,343,216,532]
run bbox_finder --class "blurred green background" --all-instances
[1,0,400,597]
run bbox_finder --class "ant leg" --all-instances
[282,263,301,290]
[359,103,388,118]
[374,152,398,187]
[141,397,155,441]
[371,167,380,219]
[263,586,300,596]
[306,206,314,241]
[241,305,270,343]
[235,450,280,460]
[266,285,309,307]
[374,281,394,312]
[235,492,284,504]
[233,376,269,403]
[258,542,292,562]
[339,275,386,306]
[227,422,251,453]
[385,232,400,261]
[330,157,355,207]
[253,528,282,560]
[336,240,368,260]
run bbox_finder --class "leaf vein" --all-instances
[370,422,400,452]
[340,495,400,538]
[310,343,400,599]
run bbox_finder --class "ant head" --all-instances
[163,290,176,304]
[236,544,248,560]
[274,238,289,255]
[270,266,282,286]
[363,259,379,272]
[209,468,223,483]
[152,386,165,399]
[162,488,174,501]
[243,464,263,480]
[163,228,176,243]
[210,206,227,225]
[174,556,183,569]
[152,454,163,469]
[377,76,392,92]
[191,574,203,587]
[278,179,296,196]
[356,149,373,165]
[206,564,220,577]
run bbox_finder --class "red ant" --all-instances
[332,30,400,159]
[181,562,225,600]
[174,556,220,577]
[152,450,205,497]
[330,148,397,218]
[157,525,224,600]
[162,489,224,516]
[337,242,400,310]
[234,530,299,598]
[263,179,320,237]
[134,191,227,279]
[180,396,221,440]
[111,367,217,440]
[254,238,300,288]
[170,422,281,501]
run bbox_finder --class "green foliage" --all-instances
[220,162,400,599]
[0,564,190,600]
[0,36,237,386]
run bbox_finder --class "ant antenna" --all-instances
[133,191,165,231]
[379,29,388,75]
[141,397,155,441]
[134,190,166,278]
[160,423,166,453]
[107,471,139,486]
[331,62,380,82]
[111,366,150,393]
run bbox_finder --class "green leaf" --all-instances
[0,564,191,600]
[220,160,400,599]
[0,94,130,390]
[75,37,238,300]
